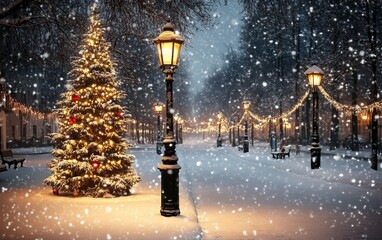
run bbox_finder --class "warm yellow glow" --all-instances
[307,73,323,86]
[304,65,324,87]
[157,41,183,66]
[153,102,163,113]
[173,42,181,65]
[242,101,250,110]
[153,22,184,68]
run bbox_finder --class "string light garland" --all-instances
[5,78,380,139]
[218,84,381,133]
[231,89,311,130]
[318,86,382,115]
[8,95,57,121]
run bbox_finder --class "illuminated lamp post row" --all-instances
[153,21,184,216]
[305,64,378,171]
[304,65,324,170]
[153,102,164,155]
[242,101,250,153]
[174,114,184,144]
[217,112,223,147]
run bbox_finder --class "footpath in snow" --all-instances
[0,145,200,240]
[1,139,382,239]
[178,139,382,239]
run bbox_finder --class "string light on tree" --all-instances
[91,161,100,169]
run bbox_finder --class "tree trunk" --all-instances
[294,0,302,145]
[351,70,359,151]
[136,120,140,144]
[365,0,379,170]
[305,97,311,145]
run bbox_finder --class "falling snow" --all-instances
[1,0,382,239]
[1,140,382,239]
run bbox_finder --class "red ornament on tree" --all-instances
[71,94,80,102]
[52,188,59,195]
[69,116,76,124]
[91,161,100,169]
[116,111,122,117]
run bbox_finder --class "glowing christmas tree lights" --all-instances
[43,5,140,197]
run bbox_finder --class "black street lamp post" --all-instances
[232,118,237,147]
[251,122,254,146]
[243,101,250,153]
[153,102,163,155]
[175,116,184,144]
[305,65,324,169]
[237,117,240,145]
[174,114,179,143]
[279,101,284,140]
[217,112,223,147]
[153,21,184,216]
[178,118,183,144]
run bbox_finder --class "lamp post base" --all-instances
[160,208,181,217]
[243,139,249,153]
[156,141,162,155]
[310,146,321,169]
[371,150,378,171]
[158,163,181,216]
[217,137,222,147]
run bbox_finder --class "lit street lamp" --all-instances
[217,112,223,147]
[153,21,184,216]
[242,101,250,153]
[284,119,291,138]
[179,118,184,144]
[304,65,324,169]
[361,113,369,142]
[153,102,163,155]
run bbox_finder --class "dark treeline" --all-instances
[0,0,218,126]
[1,0,381,145]
[196,0,381,145]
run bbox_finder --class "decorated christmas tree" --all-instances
[44,6,140,197]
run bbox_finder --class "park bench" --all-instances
[271,145,291,159]
[238,144,243,151]
[0,163,6,173]
[0,150,26,169]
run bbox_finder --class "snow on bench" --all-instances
[238,145,244,151]
[0,150,26,169]
[271,145,291,159]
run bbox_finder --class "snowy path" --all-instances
[178,139,382,239]
[0,140,381,239]
[0,149,200,240]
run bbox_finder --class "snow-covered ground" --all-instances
[1,138,382,239]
